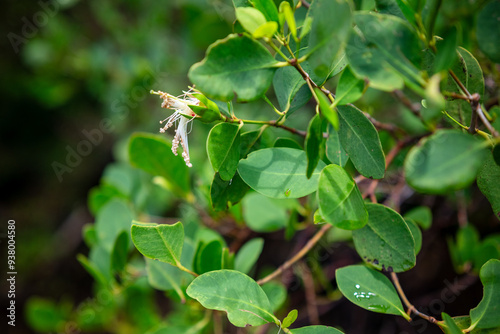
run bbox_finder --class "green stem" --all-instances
[177,263,199,277]
[268,40,290,61]
[263,95,284,115]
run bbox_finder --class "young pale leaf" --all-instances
[95,199,134,252]
[404,206,432,230]
[186,270,278,327]
[307,0,352,82]
[336,265,409,319]
[236,7,267,34]
[282,309,298,328]
[207,123,241,181]
[235,238,264,274]
[326,124,348,167]
[253,21,278,39]
[352,203,416,272]
[131,221,184,267]
[346,12,423,91]
[238,147,326,199]
[305,114,324,178]
[210,172,249,211]
[333,67,365,107]
[189,34,279,102]
[317,165,368,230]
[477,1,500,63]
[279,1,297,39]
[469,259,500,330]
[314,88,338,130]
[291,326,345,334]
[477,151,500,221]
[337,105,386,179]
[404,130,487,194]
[129,133,189,196]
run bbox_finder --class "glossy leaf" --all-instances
[235,238,264,274]
[469,259,500,329]
[326,124,348,167]
[242,192,288,232]
[404,130,487,194]
[207,123,241,181]
[333,67,365,107]
[477,1,500,63]
[352,203,416,272]
[305,114,324,178]
[186,270,278,327]
[95,199,134,252]
[128,133,189,196]
[189,34,278,102]
[315,87,339,130]
[404,206,432,230]
[337,105,386,179]
[317,165,368,230]
[238,147,326,199]
[307,0,352,82]
[477,151,500,221]
[291,326,345,334]
[346,12,423,91]
[195,240,224,274]
[336,265,409,319]
[131,221,184,267]
[210,172,249,211]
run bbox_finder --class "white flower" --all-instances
[151,89,200,167]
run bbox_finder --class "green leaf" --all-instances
[274,137,303,150]
[251,0,279,23]
[315,88,339,130]
[326,124,348,167]
[282,309,298,328]
[337,105,386,179]
[240,129,265,159]
[236,7,267,34]
[207,123,241,181]
[131,221,184,267]
[190,96,223,123]
[404,206,432,230]
[128,133,189,196]
[235,238,264,274]
[442,312,464,334]
[405,218,422,255]
[262,281,287,312]
[210,172,249,211]
[189,34,279,102]
[306,113,324,178]
[291,326,345,334]
[336,265,409,319]
[333,67,365,107]
[447,316,500,333]
[421,73,446,122]
[317,164,368,230]
[469,259,500,329]
[433,27,458,73]
[186,270,278,327]
[307,0,352,82]
[352,203,416,272]
[478,151,500,221]
[111,230,129,274]
[477,1,500,63]
[95,199,134,252]
[279,1,297,39]
[346,12,423,91]
[273,65,311,113]
[195,240,224,274]
[404,130,487,194]
[253,21,278,39]
[242,192,288,232]
[238,147,326,199]
[25,298,69,332]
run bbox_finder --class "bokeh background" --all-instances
[1,1,500,334]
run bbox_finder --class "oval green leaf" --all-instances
[207,123,241,181]
[336,265,409,319]
[333,66,365,107]
[477,1,500,63]
[469,259,500,330]
[189,34,279,102]
[95,199,134,252]
[131,221,184,267]
[317,164,368,230]
[238,147,326,199]
[236,7,267,34]
[291,325,345,334]
[326,124,348,167]
[305,113,324,178]
[352,203,416,272]
[186,270,278,327]
[477,151,500,221]
[404,130,487,194]
[235,238,264,274]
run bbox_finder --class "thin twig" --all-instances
[392,90,421,116]
[257,224,332,285]
[301,0,311,8]
[391,272,438,324]
[298,262,320,325]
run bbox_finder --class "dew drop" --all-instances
[355,284,361,289]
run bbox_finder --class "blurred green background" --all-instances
[1,1,233,332]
